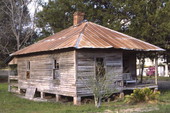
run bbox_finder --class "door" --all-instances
[95,57,105,80]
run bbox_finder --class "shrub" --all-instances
[125,88,160,104]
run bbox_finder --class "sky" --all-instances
[27,0,49,34]
[28,0,49,16]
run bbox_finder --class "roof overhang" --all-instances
[8,57,17,65]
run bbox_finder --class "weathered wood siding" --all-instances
[17,50,76,96]
[76,50,123,96]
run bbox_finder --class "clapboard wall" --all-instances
[15,49,136,98]
[17,50,76,97]
[76,49,123,96]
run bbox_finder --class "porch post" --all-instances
[155,56,158,85]
[165,63,169,77]
[8,66,11,92]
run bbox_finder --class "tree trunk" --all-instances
[94,95,101,108]
[139,58,141,76]
[16,36,20,50]
[155,56,158,85]
[140,56,145,83]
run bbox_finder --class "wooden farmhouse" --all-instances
[8,12,164,105]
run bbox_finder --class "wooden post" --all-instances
[8,66,11,92]
[140,56,145,83]
[165,63,169,77]
[56,95,61,102]
[8,85,11,92]
[18,88,21,94]
[119,92,124,99]
[154,87,158,93]
[74,96,81,105]
[155,56,158,85]
[40,92,44,99]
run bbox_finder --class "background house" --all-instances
[137,56,169,77]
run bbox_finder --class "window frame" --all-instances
[26,61,30,79]
[53,59,60,79]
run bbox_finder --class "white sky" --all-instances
[28,0,49,16]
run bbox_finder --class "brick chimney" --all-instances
[73,12,85,26]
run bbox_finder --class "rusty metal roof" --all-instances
[12,21,164,56]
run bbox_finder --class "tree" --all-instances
[120,0,170,48]
[115,0,170,80]
[36,0,170,51]
[0,0,16,67]
[80,64,120,108]
[165,36,170,63]
[0,0,39,67]
[36,0,170,79]
[36,0,122,38]
[1,0,38,51]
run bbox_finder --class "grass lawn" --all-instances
[0,83,114,113]
[1,83,170,113]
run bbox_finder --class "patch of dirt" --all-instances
[102,105,159,113]
[116,106,159,113]
[102,109,113,113]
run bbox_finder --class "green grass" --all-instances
[1,83,170,113]
[144,91,170,113]
[0,83,115,113]
[157,76,170,81]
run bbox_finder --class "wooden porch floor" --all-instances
[123,83,158,90]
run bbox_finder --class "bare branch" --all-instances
[1,0,39,51]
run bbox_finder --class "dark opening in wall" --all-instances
[10,79,18,84]
[44,93,56,100]
[60,95,73,103]
[81,96,94,104]
[20,89,26,95]
[34,91,41,98]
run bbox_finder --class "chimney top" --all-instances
[73,12,85,26]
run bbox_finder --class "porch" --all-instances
[122,73,158,91]
[123,83,158,90]
[122,51,159,91]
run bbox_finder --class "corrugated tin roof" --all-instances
[12,21,164,56]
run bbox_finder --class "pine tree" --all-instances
[36,0,170,63]
[36,0,122,38]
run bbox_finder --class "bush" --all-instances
[125,88,160,104]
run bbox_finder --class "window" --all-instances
[95,57,105,81]
[26,61,30,79]
[27,61,30,71]
[53,59,60,79]
[54,60,59,70]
